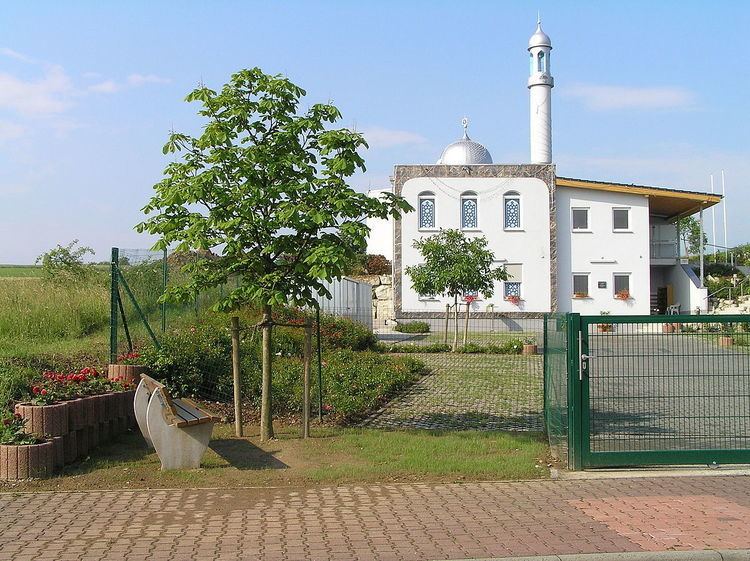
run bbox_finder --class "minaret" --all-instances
[528,16,554,164]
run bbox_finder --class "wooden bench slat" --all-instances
[172,399,218,428]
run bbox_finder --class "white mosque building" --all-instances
[367,19,721,318]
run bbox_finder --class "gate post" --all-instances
[566,313,583,470]
[109,248,119,364]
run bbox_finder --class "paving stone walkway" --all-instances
[363,353,543,432]
[2,475,749,560]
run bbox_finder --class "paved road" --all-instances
[1,475,749,560]
[588,331,750,452]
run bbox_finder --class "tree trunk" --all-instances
[443,304,450,346]
[452,295,459,352]
[463,302,470,346]
[260,304,275,441]
[302,323,312,439]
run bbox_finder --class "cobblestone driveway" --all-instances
[1,476,749,560]
[363,353,543,431]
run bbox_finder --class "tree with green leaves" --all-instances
[136,68,410,440]
[405,229,507,351]
[677,215,707,258]
[36,240,95,284]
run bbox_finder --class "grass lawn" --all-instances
[0,265,42,278]
[0,422,550,492]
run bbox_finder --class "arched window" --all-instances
[418,191,436,230]
[504,191,521,230]
[529,52,534,75]
[537,51,545,72]
[460,192,478,229]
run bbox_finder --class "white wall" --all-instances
[365,188,394,261]
[399,176,552,313]
[556,187,651,315]
[667,264,708,314]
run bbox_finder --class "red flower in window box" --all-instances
[464,295,476,305]
[505,295,521,305]
[614,289,630,300]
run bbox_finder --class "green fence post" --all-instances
[566,313,583,470]
[109,248,119,364]
[542,313,548,428]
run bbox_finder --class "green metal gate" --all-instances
[571,315,750,468]
[562,313,750,469]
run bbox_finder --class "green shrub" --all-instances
[394,321,431,334]
[457,343,485,354]
[0,364,36,413]
[141,324,234,401]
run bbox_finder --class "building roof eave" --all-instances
[555,176,722,220]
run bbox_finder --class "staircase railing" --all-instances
[706,276,750,310]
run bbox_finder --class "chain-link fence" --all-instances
[543,313,569,465]
[110,249,379,419]
[364,312,545,432]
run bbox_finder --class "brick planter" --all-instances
[14,402,69,438]
[108,364,148,385]
[0,441,54,480]
[67,398,86,431]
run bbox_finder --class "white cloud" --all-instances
[127,73,170,86]
[0,64,73,115]
[562,84,696,111]
[360,126,427,149]
[88,80,120,94]
[0,48,36,64]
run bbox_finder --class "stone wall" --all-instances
[350,274,395,326]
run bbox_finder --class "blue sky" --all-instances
[1,1,748,263]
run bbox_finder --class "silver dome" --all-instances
[437,122,493,165]
[528,22,551,49]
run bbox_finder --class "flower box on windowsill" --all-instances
[614,290,631,300]
[504,296,522,305]
[572,293,589,299]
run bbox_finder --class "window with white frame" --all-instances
[613,208,630,231]
[572,208,589,231]
[614,274,630,297]
[573,274,589,297]
[418,192,436,230]
[461,192,478,229]
[537,51,546,72]
[503,263,522,300]
[503,192,521,230]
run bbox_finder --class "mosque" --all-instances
[367,19,721,318]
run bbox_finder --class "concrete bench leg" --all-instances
[133,379,154,449]
[146,390,213,470]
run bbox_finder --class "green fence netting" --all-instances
[543,313,569,465]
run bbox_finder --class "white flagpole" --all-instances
[721,170,728,263]
[710,174,716,262]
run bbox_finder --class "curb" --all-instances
[444,550,750,561]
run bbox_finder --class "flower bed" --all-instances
[1,367,136,480]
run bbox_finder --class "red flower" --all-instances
[322,404,333,412]
[40,389,48,396]
[32,386,41,395]
[2,418,10,426]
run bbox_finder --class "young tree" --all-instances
[405,229,507,351]
[677,216,707,258]
[136,68,410,440]
[36,240,95,284]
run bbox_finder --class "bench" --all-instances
[133,374,220,470]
